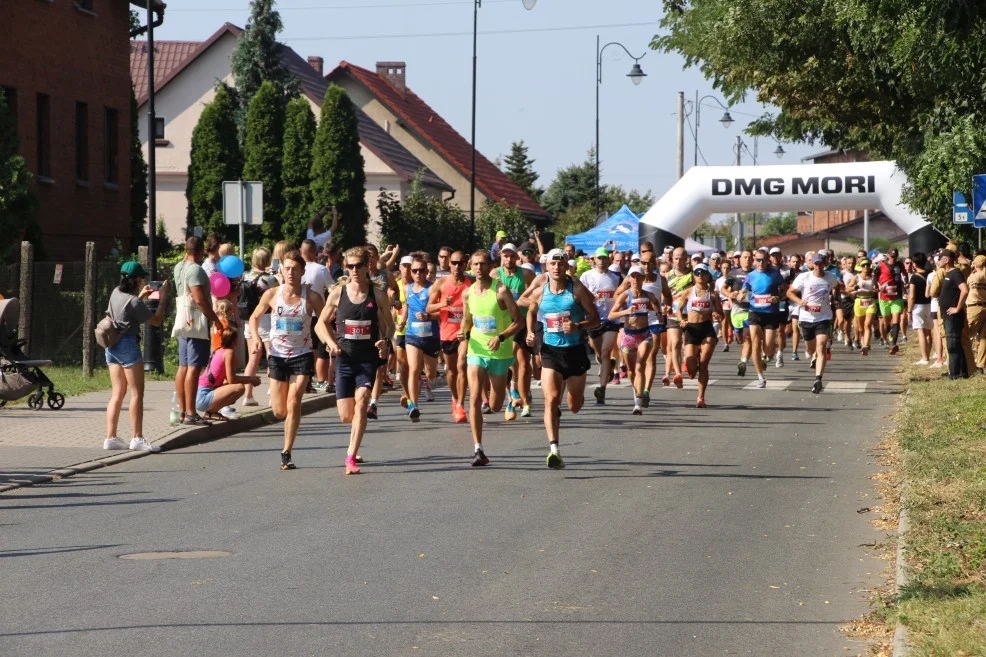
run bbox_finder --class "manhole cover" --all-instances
[118,550,232,560]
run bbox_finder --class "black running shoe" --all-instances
[409,406,421,423]
[471,449,490,467]
[811,379,823,394]
[546,452,565,470]
[281,451,296,470]
[367,403,378,420]
[593,387,605,405]
[809,356,817,370]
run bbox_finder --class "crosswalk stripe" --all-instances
[682,378,718,389]
[742,379,793,391]
[821,381,868,393]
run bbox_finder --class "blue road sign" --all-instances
[954,191,974,225]
[973,176,986,228]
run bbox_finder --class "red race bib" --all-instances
[447,306,464,323]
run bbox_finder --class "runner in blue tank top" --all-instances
[400,255,440,422]
[523,248,600,469]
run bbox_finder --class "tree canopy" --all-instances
[653,0,986,236]
[242,81,285,242]
[186,86,243,238]
[502,140,542,203]
[0,89,39,262]
[281,96,316,244]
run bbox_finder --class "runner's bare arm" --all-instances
[608,291,629,321]
[459,287,472,340]
[248,288,277,354]
[525,285,543,342]
[425,278,446,314]
[518,273,548,308]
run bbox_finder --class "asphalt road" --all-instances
[0,345,900,657]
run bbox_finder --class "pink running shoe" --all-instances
[345,455,361,475]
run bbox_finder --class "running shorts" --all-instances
[840,296,855,318]
[730,308,750,331]
[683,321,718,345]
[406,336,440,359]
[269,352,315,381]
[878,298,905,316]
[441,339,462,355]
[748,311,783,330]
[588,321,622,339]
[620,327,651,353]
[466,355,515,376]
[854,297,877,316]
[799,320,832,343]
[540,343,591,380]
[335,357,377,399]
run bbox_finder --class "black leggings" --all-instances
[943,312,968,379]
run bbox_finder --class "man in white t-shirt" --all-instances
[580,247,622,404]
[307,206,340,250]
[301,239,335,391]
[788,253,843,394]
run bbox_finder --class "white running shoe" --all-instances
[103,437,128,450]
[913,360,930,366]
[775,353,784,368]
[219,406,240,420]
[129,437,161,452]
[756,378,767,389]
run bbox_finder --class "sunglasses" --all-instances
[411,268,426,274]
[549,256,566,262]
[522,250,534,255]
[345,263,365,270]
[754,258,764,263]
[450,260,464,266]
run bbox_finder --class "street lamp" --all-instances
[773,143,786,159]
[596,37,647,215]
[682,94,734,167]
[470,0,536,251]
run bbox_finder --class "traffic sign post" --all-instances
[972,176,986,228]
[953,190,974,226]
[223,181,264,259]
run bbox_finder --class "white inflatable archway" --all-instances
[638,161,943,254]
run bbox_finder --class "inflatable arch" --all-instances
[638,161,945,255]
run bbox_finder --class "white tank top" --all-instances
[269,285,312,358]
[642,280,664,325]
[855,275,875,294]
[685,287,713,317]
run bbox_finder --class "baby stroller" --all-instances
[0,298,65,410]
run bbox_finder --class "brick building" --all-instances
[0,1,156,260]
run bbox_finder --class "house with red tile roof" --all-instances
[326,61,549,223]
[131,23,452,245]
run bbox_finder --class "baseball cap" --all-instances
[120,261,147,278]
[769,247,781,255]
[501,243,518,254]
[594,246,610,257]
[495,230,507,238]
[520,262,536,272]
[546,248,566,261]
[631,253,641,262]
[732,251,741,257]
[627,265,644,276]
[873,253,886,263]
[940,249,956,260]
[400,256,413,265]
[710,253,721,260]
[663,245,674,253]
[693,263,711,274]
[567,259,576,267]
[811,253,826,265]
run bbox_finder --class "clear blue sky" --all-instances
[153,0,824,206]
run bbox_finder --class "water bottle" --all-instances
[169,392,180,426]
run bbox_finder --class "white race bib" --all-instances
[473,315,497,333]
[344,319,371,340]
[410,321,433,337]
[544,311,570,333]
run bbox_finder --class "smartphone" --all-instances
[271,258,280,274]
[149,281,163,291]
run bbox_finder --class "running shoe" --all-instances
[737,361,747,377]
[755,378,766,389]
[367,402,378,420]
[452,402,468,424]
[242,397,260,407]
[723,344,730,353]
[761,354,768,367]
[673,373,683,389]
[791,352,800,361]
[901,336,908,344]
[861,347,870,357]
[281,451,296,470]
[641,391,650,408]
[472,449,490,467]
[775,353,784,368]
[811,379,824,394]
[880,338,886,346]
[546,452,565,470]
[129,437,161,452]
[661,375,671,387]
[312,380,329,393]
[103,437,128,450]
[632,405,643,416]
[510,388,521,402]
[345,455,361,475]
[825,346,832,361]
[854,340,862,350]
[847,341,855,352]
[913,359,930,366]
[520,405,532,418]
[481,401,492,414]
[593,386,605,405]
[408,405,421,423]
[425,388,436,402]
[504,401,517,421]
[930,360,943,368]
[809,356,817,370]
[696,398,706,409]
[611,372,621,385]
[889,344,899,356]
[533,379,541,388]
[400,395,409,409]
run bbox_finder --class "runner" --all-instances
[788,253,842,393]
[715,259,733,351]
[365,244,400,420]
[400,255,440,422]
[248,249,325,470]
[460,250,522,466]
[393,256,413,405]
[492,243,537,418]
[427,250,471,422]
[640,251,672,399]
[838,255,857,350]
[678,263,722,408]
[787,253,804,360]
[847,258,877,355]
[608,265,660,414]
[875,247,906,355]
[435,246,452,279]
[524,249,600,469]
[663,247,694,388]
[580,247,622,405]
[768,247,792,367]
[315,247,394,474]
[725,250,754,376]
[743,251,786,389]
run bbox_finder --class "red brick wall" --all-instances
[0,1,133,261]
[796,151,869,234]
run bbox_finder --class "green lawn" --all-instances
[2,362,177,406]
[891,360,986,656]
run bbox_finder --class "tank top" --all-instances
[467,281,513,359]
[197,349,228,389]
[406,282,438,339]
[395,279,409,337]
[269,285,312,358]
[855,275,875,295]
[877,262,903,300]
[497,267,528,316]
[685,287,714,318]
[439,277,470,341]
[540,281,585,349]
[643,279,664,326]
[336,284,380,362]
[668,270,694,313]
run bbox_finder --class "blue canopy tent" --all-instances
[567,205,719,256]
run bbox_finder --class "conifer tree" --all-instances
[502,140,542,202]
[242,81,285,242]
[0,89,39,262]
[280,96,316,243]
[186,86,242,237]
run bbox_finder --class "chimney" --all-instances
[307,56,324,77]
[376,61,406,95]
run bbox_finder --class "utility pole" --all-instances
[676,91,684,180]
[735,134,742,248]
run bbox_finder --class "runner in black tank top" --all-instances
[336,286,380,363]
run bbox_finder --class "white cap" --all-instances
[691,252,703,260]
[400,256,413,265]
[539,254,548,263]
[631,252,640,261]
[520,262,536,272]
[608,263,621,273]
[693,263,711,274]
[627,265,644,276]
[663,245,673,253]
[501,243,518,254]
[769,247,781,255]
[873,253,886,263]
[732,251,741,257]
[567,259,576,267]
[546,248,566,261]
[709,253,721,260]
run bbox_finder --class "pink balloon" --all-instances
[209,272,231,298]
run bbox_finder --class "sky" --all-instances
[152,0,825,209]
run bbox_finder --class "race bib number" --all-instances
[631,298,650,313]
[344,319,372,340]
[690,299,711,310]
[885,285,898,296]
[544,311,570,333]
[860,298,874,309]
[805,304,822,313]
[447,306,464,324]
[274,317,303,333]
[512,291,520,300]
[753,294,772,307]
[473,315,497,333]
[410,321,434,337]
[596,290,615,300]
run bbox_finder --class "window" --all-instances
[153,116,165,140]
[36,94,51,179]
[0,87,15,136]
[75,102,89,182]
[104,107,119,185]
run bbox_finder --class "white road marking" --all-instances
[821,381,868,393]
[743,379,793,391]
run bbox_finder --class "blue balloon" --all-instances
[218,255,245,279]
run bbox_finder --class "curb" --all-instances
[0,393,337,494]
[892,498,910,657]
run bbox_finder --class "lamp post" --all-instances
[596,37,646,216]
[470,0,537,251]
[679,94,734,170]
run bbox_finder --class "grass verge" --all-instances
[891,361,986,656]
[4,363,177,406]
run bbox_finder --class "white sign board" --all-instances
[223,181,264,226]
